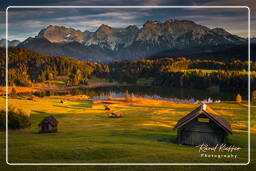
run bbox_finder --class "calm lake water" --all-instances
[23,85,247,104]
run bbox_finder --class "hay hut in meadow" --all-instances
[173,104,232,146]
[38,115,58,133]
[104,105,111,111]
[108,111,122,118]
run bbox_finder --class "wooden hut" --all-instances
[173,104,232,146]
[38,115,58,133]
[108,111,122,118]
[104,105,111,111]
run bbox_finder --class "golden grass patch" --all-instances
[0,96,252,134]
[138,122,172,128]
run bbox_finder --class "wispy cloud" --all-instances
[142,0,168,6]
[3,5,254,40]
[53,11,148,22]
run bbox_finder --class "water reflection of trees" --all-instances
[18,86,248,101]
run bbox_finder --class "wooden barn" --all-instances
[173,104,232,146]
[104,105,111,111]
[108,111,122,118]
[38,115,58,133]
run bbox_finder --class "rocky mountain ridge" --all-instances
[0,39,20,47]
[17,19,246,62]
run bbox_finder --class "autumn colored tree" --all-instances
[10,87,17,98]
[235,94,242,103]
[252,90,256,102]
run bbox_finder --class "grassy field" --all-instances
[0,95,255,170]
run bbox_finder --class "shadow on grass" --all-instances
[32,110,48,115]
[237,102,250,109]
[97,102,117,104]
[109,130,178,145]
[69,103,92,108]
[129,105,174,109]
[157,134,177,144]
[53,105,75,109]
[31,110,68,118]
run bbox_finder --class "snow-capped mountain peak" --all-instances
[17,19,246,62]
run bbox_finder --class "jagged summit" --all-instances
[126,25,139,31]
[34,19,243,45]
[212,28,230,35]
[17,19,246,62]
[97,24,112,30]
[37,25,84,43]
[0,39,20,47]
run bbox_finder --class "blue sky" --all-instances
[0,0,255,41]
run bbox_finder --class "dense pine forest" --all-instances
[106,58,256,92]
[0,47,255,93]
[0,47,108,86]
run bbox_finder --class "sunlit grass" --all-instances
[0,95,254,166]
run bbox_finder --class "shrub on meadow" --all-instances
[252,90,256,103]
[0,105,31,130]
[107,94,112,100]
[130,93,135,102]
[10,87,17,98]
[124,90,130,102]
[235,94,242,103]
[0,110,5,130]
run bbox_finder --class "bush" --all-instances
[130,93,135,102]
[124,90,130,102]
[252,90,256,102]
[10,87,17,98]
[235,94,242,103]
[107,94,112,100]
[0,105,31,130]
[0,110,5,130]
[26,94,36,101]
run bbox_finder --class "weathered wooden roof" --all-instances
[39,115,58,126]
[173,104,232,134]
[104,105,111,110]
[112,111,121,115]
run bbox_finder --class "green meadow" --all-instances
[0,96,255,170]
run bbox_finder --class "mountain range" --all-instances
[15,19,247,62]
[0,39,20,47]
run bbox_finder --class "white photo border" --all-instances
[5,6,251,166]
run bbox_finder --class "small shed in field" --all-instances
[38,115,58,133]
[104,105,111,111]
[173,104,232,146]
[108,111,122,118]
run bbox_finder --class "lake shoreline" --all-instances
[0,82,139,95]
[0,82,244,103]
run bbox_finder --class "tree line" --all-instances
[105,58,255,93]
[0,47,107,86]
[0,47,255,93]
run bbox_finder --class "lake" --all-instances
[23,85,246,104]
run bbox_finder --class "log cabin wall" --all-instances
[177,114,227,146]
